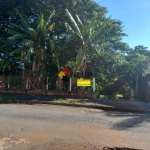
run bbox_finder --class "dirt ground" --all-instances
[0,95,147,150]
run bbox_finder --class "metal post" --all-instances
[93,78,95,92]
[131,88,134,100]
[46,77,49,90]
[8,76,10,89]
[26,78,28,90]
[69,78,72,91]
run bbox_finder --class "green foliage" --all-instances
[69,101,84,105]
[1,9,56,87]
[0,94,14,103]
[0,0,149,99]
[51,97,84,105]
[52,98,66,103]
[3,76,22,89]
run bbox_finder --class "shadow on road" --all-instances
[104,111,150,130]
[1,94,150,131]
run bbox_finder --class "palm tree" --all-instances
[2,10,55,89]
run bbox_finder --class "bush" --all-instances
[0,94,14,103]
[3,76,22,89]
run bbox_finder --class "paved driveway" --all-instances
[0,104,150,149]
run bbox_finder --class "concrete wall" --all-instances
[0,89,96,99]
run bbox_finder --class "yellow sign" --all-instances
[58,71,65,79]
[77,79,91,86]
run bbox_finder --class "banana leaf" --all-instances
[8,34,30,40]
[45,10,56,27]
[16,9,29,30]
[47,23,55,32]
[9,46,29,56]
[27,28,38,38]
[4,28,20,35]
[10,23,29,35]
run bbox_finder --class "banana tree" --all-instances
[2,10,55,89]
[65,9,126,89]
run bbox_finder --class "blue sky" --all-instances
[94,0,150,50]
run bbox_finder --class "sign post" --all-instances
[46,77,49,90]
[26,78,28,90]
[8,76,10,89]
[93,78,95,92]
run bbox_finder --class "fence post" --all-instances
[8,76,10,89]
[46,77,49,90]
[69,78,72,91]
[26,78,28,90]
[93,78,95,92]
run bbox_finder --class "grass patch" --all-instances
[51,97,85,105]
[51,97,66,103]
[115,93,123,99]
[70,101,85,105]
[99,94,123,99]
[99,95,106,99]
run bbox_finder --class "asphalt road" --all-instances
[0,104,150,150]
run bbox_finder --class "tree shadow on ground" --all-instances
[80,98,150,110]
[1,93,150,131]
[104,111,150,130]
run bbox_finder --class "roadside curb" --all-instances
[18,100,150,114]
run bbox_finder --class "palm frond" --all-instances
[1,40,19,49]
[8,34,30,40]
[76,14,83,25]
[37,14,45,30]
[47,23,55,32]
[9,46,29,56]
[65,22,75,34]
[4,28,20,35]
[27,28,38,38]
[65,9,82,37]
[10,23,29,34]
[46,10,56,27]
[16,9,29,30]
